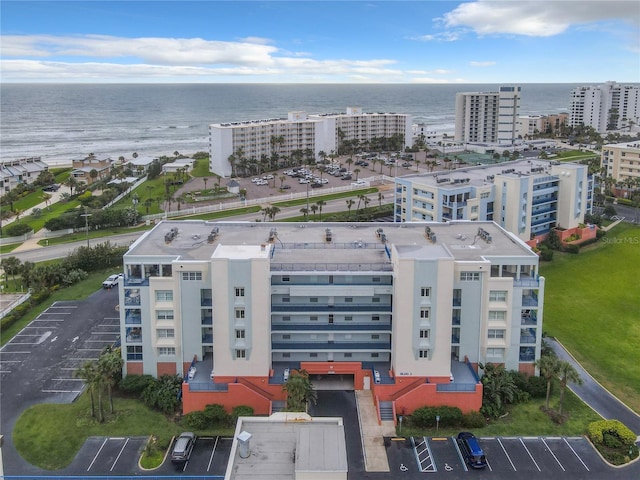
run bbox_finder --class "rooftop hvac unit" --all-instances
[325,228,332,242]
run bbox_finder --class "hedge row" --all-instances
[0,289,50,333]
[409,406,485,429]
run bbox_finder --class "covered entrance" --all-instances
[300,361,362,391]
[310,373,355,390]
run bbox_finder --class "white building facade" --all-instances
[569,82,640,133]
[455,86,521,145]
[601,141,640,183]
[209,108,412,177]
[119,220,544,415]
[394,159,593,241]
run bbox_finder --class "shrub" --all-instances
[231,405,254,423]
[204,403,230,426]
[588,419,637,446]
[563,243,580,254]
[525,376,548,398]
[183,410,211,430]
[462,411,486,429]
[4,223,32,237]
[540,247,554,261]
[119,374,155,395]
[411,406,463,428]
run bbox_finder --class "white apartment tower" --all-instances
[455,86,521,145]
[209,108,412,177]
[569,82,640,133]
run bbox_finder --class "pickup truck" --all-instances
[102,273,123,289]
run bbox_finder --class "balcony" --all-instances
[519,347,535,362]
[271,263,393,272]
[451,334,460,344]
[125,310,141,324]
[124,294,140,306]
[201,315,213,325]
[521,310,537,325]
[522,294,538,306]
[271,341,391,350]
[124,277,149,287]
[452,297,462,307]
[271,323,391,331]
[202,333,213,343]
[272,303,392,312]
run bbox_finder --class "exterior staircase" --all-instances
[379,401,394,421]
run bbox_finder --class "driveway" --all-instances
[547,337,640,436]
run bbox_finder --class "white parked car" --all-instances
[102,273,123,289]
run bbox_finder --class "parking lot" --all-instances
[385,435,607,478]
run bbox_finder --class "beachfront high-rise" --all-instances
[208,108,412,177]
[394,159,593,242]
[454,86,521,145]
[118,220,544,416]
[569,82,640,133]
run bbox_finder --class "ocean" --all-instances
[0,83,580,166]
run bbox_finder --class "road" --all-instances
[1,193,395,263]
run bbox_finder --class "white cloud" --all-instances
[410,31,463,42]
[443,0,639,37]
[470,61,496,67]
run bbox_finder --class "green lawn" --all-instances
[540,223,640,413]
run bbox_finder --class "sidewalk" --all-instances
[356,390,396,472]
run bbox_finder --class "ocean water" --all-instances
[0,83,579,166]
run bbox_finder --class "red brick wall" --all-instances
[157,362,176,377]
[126,362,143,375]
[395,383,483,414]
[519,363,536,376]
[182,382,273,415]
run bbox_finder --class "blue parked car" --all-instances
[457,432,488,469]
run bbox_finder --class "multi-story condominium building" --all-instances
[71,155,113,184]
[119,220,544,416]
[601,141,640,183]
[569,82,640,133]
[208,107,412,177]
[394,159,593,241]
[455,86,521,145]
[0,157,48,193]
[516,113,568,139]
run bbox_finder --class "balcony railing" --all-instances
[124,295,140,306]
[521,313,537,326]
[522,295,538,306]
[436,383,477,392]
[271,263,393,272]
[201,316,213,325]
[452,297,462,307]
[271,323,391,331]
[124,277,149,287]
[272,304,392,312]
[519,352,535,362]
[451,334,460,344]
[201,298,212,307]
[202,334,213,343]
[520,335,536,344]
[271,341,391,350]
[125,312,141,324]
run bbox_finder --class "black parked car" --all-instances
[457,432,487,469]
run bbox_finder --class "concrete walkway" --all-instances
[356,390,396,472]
[547,337,640,436]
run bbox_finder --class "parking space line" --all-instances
[451,436,468,472]
[110,437,129,471]
[520,438,541,471]
[33,318,66,321]
[541,438,565,471]
[497,438,516,471]
[0,350,31,354]
[87,438,108,471]
[42,389,82,393]
[207,436,220,471]
[0,360,22,363]
[563,438,590,471]
[411,436,436,472]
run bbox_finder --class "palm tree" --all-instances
[98,348,124,414]
[353,168,361,180]
[345,199,355,219]
[268,206,281,221]
[75,361,98,418]
[282,369,317,412]
[377,192,385,207]
[535,354,559,410]
[299,207,309,220]
[203,177,209,193]
[1,256,21,288]
[310,204,318,221]
[316,200,327,222]
[557,360,583,415]
[261,206,270,222]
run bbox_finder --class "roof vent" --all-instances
[268,228,277,242]
[325,228,332,242]
[164,227,179,243]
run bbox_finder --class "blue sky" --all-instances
[1,0,639,83]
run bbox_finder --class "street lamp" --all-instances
[81,207,92,248]
[306,181,310,219]
[436,415,440,432]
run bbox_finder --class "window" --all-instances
[310,297,318,303]
[471,206,478,214]
[345,297,353,303]
[487,348,505,359]
[126,345,143,360]
[283,353,290,358]
[420,308,430,319]
[489,310,506,321]
[371,353,379,358]
[155,290,173,301]
[282,276,290,282]
[419,329,430,339]
[282,334,290,340]
[345,316,353,322]
[328,314,334,324]
[489,290,507,302]
[235,287,245,297]
[182,271,202,281]
[372,334,380,340]
[488,329,505,339]
[235,349,246,359]
[481,192,490,199]
[344,353,353,358]
[310,315,318,321]
[157,347,175,356]
[236,329,246,339]
[282,297,290,303]
[372,297,380,303]
[421,287,431,297]
[372,277,381,283]
[372,315,380,321]
[235,308,245,319]
[156,310,174,320]
[310,353,318,358]
[460,272,480,281]
[157,328,175,338]
[419,349,429,358]
[283,316,291,321]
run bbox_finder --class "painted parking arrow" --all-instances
[51,336,58,342]
[72,336,79,343]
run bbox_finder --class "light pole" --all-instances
[306,181,310,219]
[436,415,440,432]
[81,207,92,248]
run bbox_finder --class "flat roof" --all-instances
[398,159,582,189]
[227,414,347,480]
[125,220,536,264]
